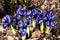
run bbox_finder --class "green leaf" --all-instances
[19,0,23,3]
[8,2,14,15]
[24,0,27,3]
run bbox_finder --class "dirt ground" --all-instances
[0,0,60,40]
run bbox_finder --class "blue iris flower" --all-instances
[38,10,43,16]
[16,14,21,20]
[12,19,17,26]
[46,10,51,14]
[19,23,23,27]
[16,7,23,16]
[46,10,56,21]
[51,21,56,28]
[31,14,37,19]
[46,21,51,28]
[46,10,51,15]
[2,14,12,29]
[51,13,56,20]
[3,24,8,29]
[45,12,51,21]
[2,17,7,23]
[23,19,30,29]
[5,14,12,23]
[16,7,21,14]
[31,9,37,15]
[39,20,43,24]
[36,17,39,24]
[45,10,56,28]
[36,10,44,24]
[39,16,45,24]
[31,9,38,19]
[24,24,28,29]
[24,20,28,28]
[19,23,24,29]
[24,19,28,23]
[27,15,32,19]
[46,21,56,28]
[16,10,23,16]
[21,7,26,11]
[27,10,31,16]
[20,29,27,36]
[23,11,27,16]
[18,20,22,25]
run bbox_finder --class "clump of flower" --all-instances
[2,6,56,40]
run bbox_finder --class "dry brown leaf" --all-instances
[31,30,41,38]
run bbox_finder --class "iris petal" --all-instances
[6,14,12,23]
[20,29,26,36]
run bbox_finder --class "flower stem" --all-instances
[30,27,34,32]
[40,22,44,33]
[11,25,16,34]
[22,36,26,40]
[31,19,36,28]
[45,26,51,34]
[26,27,30,37]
